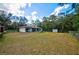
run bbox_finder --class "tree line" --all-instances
[37,3,79,32]
[0,3,79,33]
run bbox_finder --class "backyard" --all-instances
[0,32,79,55]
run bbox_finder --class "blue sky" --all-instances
[22,3,74,17]
[23,3,58,17]
[0,3,75,23]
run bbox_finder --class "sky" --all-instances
[0,3,74,23]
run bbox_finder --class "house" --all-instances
[19,24,42,32]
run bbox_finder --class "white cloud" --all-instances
[25,16,30,23]
[0,3,32,16]
[0,3,42,24]
[31,15,38,21]
[25,16,31,20]
[7,3,26,16]
[26,16,42,24]
[20,3,26,8]
[50,6,63,16]
[25,11,42,24]
[39,18,43,22]
[31,11,37,16]
[31,11,38,21]
[28,3,32,7]
[0,4,9,12]
[64,4,70,9]
[50,4,70,16]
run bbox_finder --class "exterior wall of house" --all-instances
[19,27,26,32]
[27,28,32,32]
[19,27,42,32]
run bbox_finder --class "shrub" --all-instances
[0,33,3,38]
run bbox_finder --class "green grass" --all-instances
[0,32,79,55]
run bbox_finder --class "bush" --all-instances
[75,33,79,40]
[0,32,5,42]
[69,31,79,40]
[0,33,3,38]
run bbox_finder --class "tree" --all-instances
[35,19,41,27]
[11,22,19,31]
[41,16,57,32]
[42,17,49,21]
[40,3,79,32]
[19,16,28,26]
[41,17,50,31]
[49,15,57,21]
[0,12,12,30]
[0,12,12,38]
[72,3,79,31]
[72,14,79,31]
[57,14,75,32]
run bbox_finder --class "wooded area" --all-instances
[0,3,79,38]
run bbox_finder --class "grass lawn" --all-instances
[0,32,79,55]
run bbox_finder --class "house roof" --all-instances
[0,25,5,27]
[19,24,38,28]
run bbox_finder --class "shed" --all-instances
[52,29,58,32]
